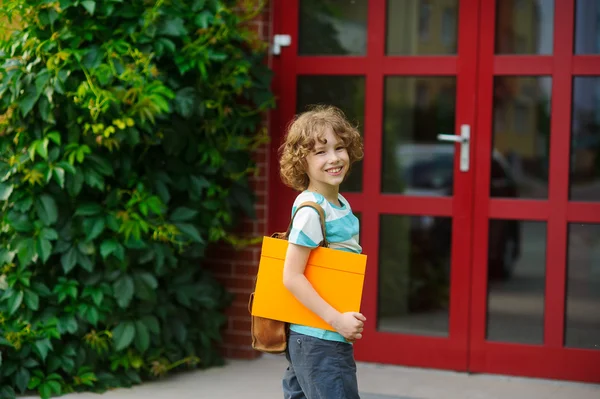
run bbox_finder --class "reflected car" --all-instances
[396,144,521,281]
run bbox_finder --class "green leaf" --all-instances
[86,306,99,325]
[84,217,105,242]
[77,252,94,272]
[15,367,30,393]
[112,321,135,351]
[7,211,33,232]
[81,0,96,15]
[59,0,74,10]
[83,168,105,190]
[175,223,204,243]
[67,171,84,196]
[170,207,198,222]
[61,247,77,274]
[53,167,65,188]
[57,161,76,175]
[28,375,42,389]
[133,272,156,301]
[190,175,210,196]
[40,227,58,240]
[20,85,40,117]
[0,386,15,399]
[36,139,49,159]
[134,321,150,352]
[82,47,103,70]
[141,315,160,334]
[37,237,53,263]
[47,380,61,394]
[171,319,187,344]
[113,275,134,308]
[159,16,187,37]
[192,0,206,11]
[58,316,78,334]
[0,183,14,200]
[47,131,61,145]
[87,155,113,176]
[194,10,213,29]
[39,8,58,26]
[36,195,59,225]
[100,240,118,259]
[75,203,102,216]
[39,383,52,399]
[24,289,39,311]
[33,338,53,362]
[105,213,119,231]
[174,87,194,117]
[7,290,24,315]
[22,359,39,368]
[47,355,61,373]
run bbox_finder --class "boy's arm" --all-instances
[282,242,365,341]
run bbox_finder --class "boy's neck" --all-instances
[307,184,340,206]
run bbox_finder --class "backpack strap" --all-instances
[284,201,329,248]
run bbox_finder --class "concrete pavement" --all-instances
[20,354,600,399]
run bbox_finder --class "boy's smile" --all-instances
[305,127,349,202]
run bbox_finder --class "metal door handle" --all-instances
[437,124,470,172]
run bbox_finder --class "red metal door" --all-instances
[268,0,600,383]
[469,0,600,383]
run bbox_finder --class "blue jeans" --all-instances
[282,331,360,399]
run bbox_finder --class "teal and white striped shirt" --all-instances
[288,191,361,343]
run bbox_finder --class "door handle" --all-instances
[437,124,470,172]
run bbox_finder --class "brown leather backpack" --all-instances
[248,201,328,353]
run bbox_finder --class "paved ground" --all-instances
[20,354,600,399]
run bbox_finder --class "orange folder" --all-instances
[251,236,367,331]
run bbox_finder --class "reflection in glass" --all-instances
[297,76,365,192]
[570,78,600,201]
[495,0,554,54]
[387,0,458,55]
[299,0,368,55]
[382,77,456,195]
[565,224,600,350]
[487,220,545,344]
[378,215,451,336]
[492,77,552,199]
[575,0,600,54]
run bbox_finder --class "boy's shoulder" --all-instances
[292,191,326,208]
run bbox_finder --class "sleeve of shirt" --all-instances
[287,207,325,248]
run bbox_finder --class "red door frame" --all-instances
[267,0,600,383]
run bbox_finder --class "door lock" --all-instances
[437,124,470,172]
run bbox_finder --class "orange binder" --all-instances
[250,236,367,331]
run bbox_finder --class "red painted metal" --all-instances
[544,0,573,350]
[494,56,553,74]
[567,203,600,223]
[269,0,600,383]
[572,56,600,74]
[489,199,550,220]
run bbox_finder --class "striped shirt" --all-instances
[287,191,361,343]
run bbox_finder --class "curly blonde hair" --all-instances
[279,105,364,191]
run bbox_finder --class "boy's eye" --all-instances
[336,146,345,151]
[315,150,325,155]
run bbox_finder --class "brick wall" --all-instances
[204,1,273,360]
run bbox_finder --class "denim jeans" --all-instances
[282,331,360,399]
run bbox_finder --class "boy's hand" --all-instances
[332,312,366,341]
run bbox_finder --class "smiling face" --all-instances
[305,126,350,197]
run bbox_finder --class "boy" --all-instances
[279,105,366,399]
